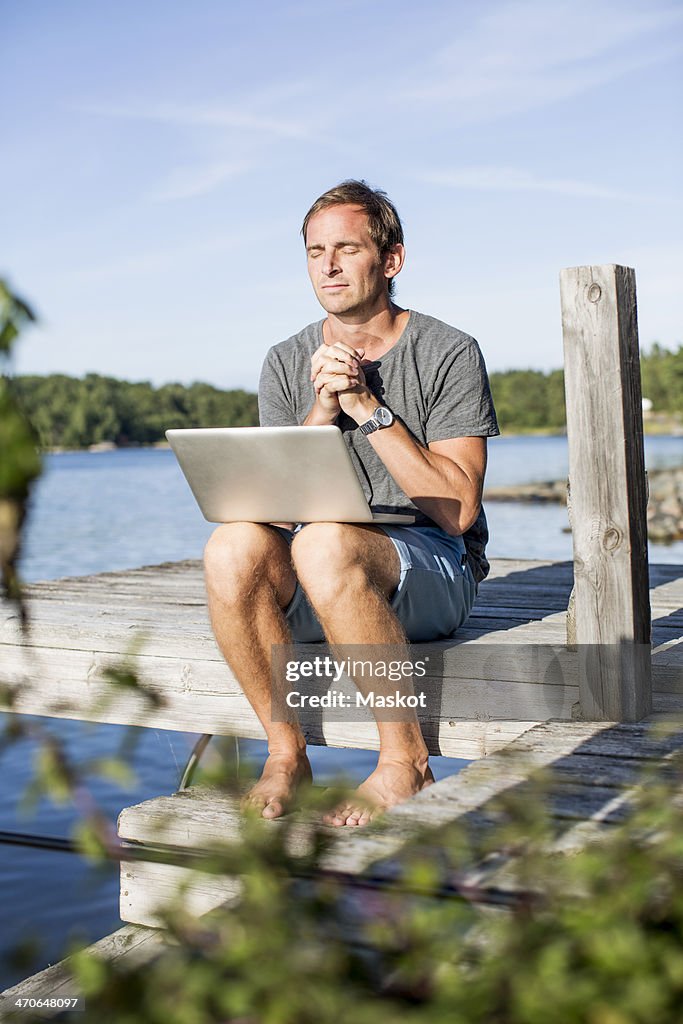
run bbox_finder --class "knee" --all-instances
[203,523,284,599]
[291,523,367,602]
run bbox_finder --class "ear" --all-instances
[382,243,405,282]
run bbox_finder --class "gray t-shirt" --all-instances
[258,310,500,584]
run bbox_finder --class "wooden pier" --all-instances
[1,556,681,758]
[1,263,682,1013]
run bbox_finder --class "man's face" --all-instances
[305,204,397,317]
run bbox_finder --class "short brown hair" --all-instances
[301,179,404,297]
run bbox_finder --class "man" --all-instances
[204,180,499,827]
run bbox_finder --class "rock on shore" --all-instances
[484,466,683,543]
[647,466,683,542]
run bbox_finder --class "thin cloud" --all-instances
[77,98,317,142]
[399,1,683,120]
[148,159,252,202]
[59,219,292,282]
[74,84,332,203]
[418,166,681,204]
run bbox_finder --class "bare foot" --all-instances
[241,752,313,820]
[322,758,435,827]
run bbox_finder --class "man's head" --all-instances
[302,180,405,312]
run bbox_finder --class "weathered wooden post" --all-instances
[560,264,651,721]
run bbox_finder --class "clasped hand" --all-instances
[310,340,369,418]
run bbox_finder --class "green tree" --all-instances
[0,281,41,611]
[641,342,683,413]
[12,375,260,448]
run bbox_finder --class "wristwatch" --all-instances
[358,406,395,435]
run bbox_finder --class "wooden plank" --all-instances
[14,569,676,627]
[1,642,549,756]
[3,603,679,665]
[3,613,586,682]
[2,609,569,652]
[3,558,680,745]
[1,561,585,752]
[22,554,677,591]
[7,717,672,997]
[120,732,668,852]
[560,264,651,721]
[120,857,242,929]
[0,925,168,1017]
[5,579,680,668]
[116,717,683,922]
[115,721,598,923]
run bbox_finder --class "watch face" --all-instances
[376,406,393,426]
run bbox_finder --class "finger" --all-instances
[319,355,361,377]
[316,373,358,394]
[314,364,360,383]
[328,342,365,366]
[310,342,364,379]
[323,340,365,359]
[353,363,366,385]
[313,367,360,388]
[312,339,365,360]
[315,374,352,393]
[311,342,348,378]
[310,346,325,381]
[318,363,364,388]
[311,352,359,381]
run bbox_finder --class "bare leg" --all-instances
[291,523,434,827]
[203,522,312,819]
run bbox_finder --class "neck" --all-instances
[324,301,408,358]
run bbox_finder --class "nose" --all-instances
[321,248,340,277]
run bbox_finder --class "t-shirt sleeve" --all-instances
[425,337,500,442]
[258,347,298,427]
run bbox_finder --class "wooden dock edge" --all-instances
[116,716,683,927]
[0,925,169,1021]
[3,716,683,1010]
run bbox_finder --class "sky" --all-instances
[3,0,682,391]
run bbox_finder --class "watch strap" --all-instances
[359,406,394,435]
[359,416,380,436]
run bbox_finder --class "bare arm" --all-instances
[310,354,485,534]
[343,390,486,535]
[306,340,487,535]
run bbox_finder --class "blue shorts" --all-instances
[274,524,478,643]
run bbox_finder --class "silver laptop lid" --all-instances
[166,426,414,525]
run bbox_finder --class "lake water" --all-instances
[1,436,682,989]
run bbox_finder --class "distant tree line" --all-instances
[13,374,258,449]
[488,368,567,432]
[639,342,683,416]
[10,343,682,447]
[489,342,682,432]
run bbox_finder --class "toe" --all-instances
[323,798,378,827]
[346,801,376,826]
[261,798,284,819]
[323,802,350,826]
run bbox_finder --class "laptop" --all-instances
[166,426,415,525]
